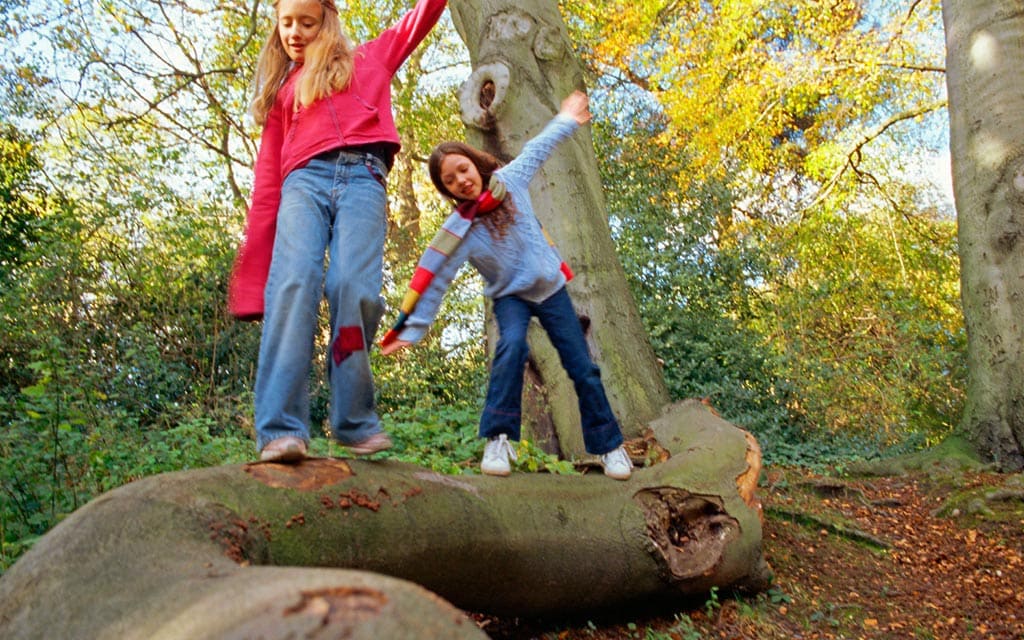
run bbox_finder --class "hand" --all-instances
[559,90,591,125]
[380,339,411,356]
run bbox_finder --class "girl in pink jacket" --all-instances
[229,0,446,462]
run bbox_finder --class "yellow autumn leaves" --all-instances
[563,0,945,193]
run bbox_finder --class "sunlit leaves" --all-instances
[0,0,964,462]
[577,0,961,445]
[750,178,964,440]
[564,0,945,199]
[0,125,45,284]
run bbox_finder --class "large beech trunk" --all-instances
[943,0,1024,470]
[0,400,769,638]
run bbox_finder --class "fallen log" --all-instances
[0,400,769,638]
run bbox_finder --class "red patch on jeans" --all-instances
[332,326,364,365]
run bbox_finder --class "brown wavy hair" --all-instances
[428,141,517,240]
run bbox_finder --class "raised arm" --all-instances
[499,91,589,186]
[373,0,448,74]
[559,90,591,126]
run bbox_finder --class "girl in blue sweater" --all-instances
[381,91,632,480]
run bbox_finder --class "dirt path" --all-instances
[762,470,1024,639]
[477,469,1024,639]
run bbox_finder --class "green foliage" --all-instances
[595,116,799,441]
[704,586,721,618]
[571,0,960,471]
[513,439,579,475]
[755,200,965,444]
[593,72,963,468]
[0,108,260,574]
[374,268,489,414]
[652,614,703,640]
[0,0,967,580]
[379,403,483,474]
[1,371,252,573]
[0,125,44,281]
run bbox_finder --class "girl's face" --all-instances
[277,0,324,62]
[439,153,483,201]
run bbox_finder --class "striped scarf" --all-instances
[380,177,572,347]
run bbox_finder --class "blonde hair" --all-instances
[250,0,355,127]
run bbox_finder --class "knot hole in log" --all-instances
[635,488,739,582]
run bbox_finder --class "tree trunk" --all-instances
[0,400,769,638]
[943,0,1024,471]
[448,0,670,457]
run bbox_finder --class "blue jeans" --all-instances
[482,287,624,455]
[254,150,389,450]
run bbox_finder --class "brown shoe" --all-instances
[347,432,393,456]
[260,436,307,462]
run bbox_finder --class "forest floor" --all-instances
[473,465,1024,639]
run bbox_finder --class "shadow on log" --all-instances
[0,400,769,638]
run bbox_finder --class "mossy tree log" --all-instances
[0,400,769,638]
[448,0,671,457]
[0,471,486,640]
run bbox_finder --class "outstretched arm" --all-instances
[498,91,590,185]
[380,338,411,356]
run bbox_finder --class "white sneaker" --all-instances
[600,445,633,480]
[481,434,517,476]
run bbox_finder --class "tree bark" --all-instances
[943,0,1024,471]
[448,0,670,457]
[0,478,486,640]
[0,400,769,638]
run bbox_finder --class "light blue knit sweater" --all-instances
[397,114,579,344]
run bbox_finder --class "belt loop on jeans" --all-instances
[339,150,388,176]
[363,152,388,177]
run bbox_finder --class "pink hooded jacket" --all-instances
[228,0,447,320]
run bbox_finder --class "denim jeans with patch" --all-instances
[254,150,389,450]
[481,287,624,455]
